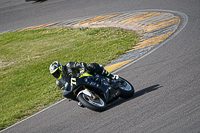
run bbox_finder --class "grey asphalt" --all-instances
[1,0,200,133]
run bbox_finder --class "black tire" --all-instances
[118,77,135,99]
[77,93,107,112]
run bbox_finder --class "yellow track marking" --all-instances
[127,32,173,52]
[105,59,135,73]
[122,12,163,23]
[74,14,119,25]
[19,22,61,31]
[145,16,180,32]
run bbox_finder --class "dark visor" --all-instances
[52,69,61,79]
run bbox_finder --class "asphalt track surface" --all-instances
[1,0,200,133]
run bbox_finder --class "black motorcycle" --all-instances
[63,71,134,112]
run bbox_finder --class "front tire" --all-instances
[77,93,107,112]
[118,77,135,99]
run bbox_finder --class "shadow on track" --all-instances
[107,84,162,110]
[25,0,47,3]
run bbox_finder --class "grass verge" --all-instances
[0,27,140,130]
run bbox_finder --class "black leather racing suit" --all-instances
[56,62,113,98]
[56,62,87,90]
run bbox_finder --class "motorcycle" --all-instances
[63,71,135,112]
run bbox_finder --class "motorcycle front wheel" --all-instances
[77,93,107,112]
[118,77,135,99]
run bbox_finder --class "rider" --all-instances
[49,61,119,91]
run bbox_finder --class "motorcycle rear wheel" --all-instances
[77,93,107,112]
[118,77,135,99]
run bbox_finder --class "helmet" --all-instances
[49,61,63,79]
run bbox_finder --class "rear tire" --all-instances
[118,77,135,99]
[77,93,107,112]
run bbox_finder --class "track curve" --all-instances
[1,0,200,133]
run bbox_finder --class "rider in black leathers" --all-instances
[49,61,118,95]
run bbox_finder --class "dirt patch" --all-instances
[0,61,15,69]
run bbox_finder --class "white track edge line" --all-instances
[113,10,188,74]
[0,99,66,132]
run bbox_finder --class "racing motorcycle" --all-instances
[63,71,135,112]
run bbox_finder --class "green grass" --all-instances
[0,27,140,130]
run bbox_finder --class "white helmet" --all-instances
[49,61,63,79]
